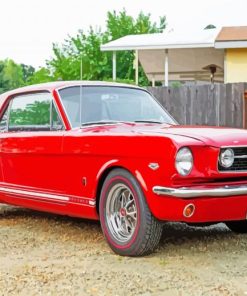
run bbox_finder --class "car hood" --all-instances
[80,123,247,148]
[136,125,247,148]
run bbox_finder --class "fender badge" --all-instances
[148,163,159,170]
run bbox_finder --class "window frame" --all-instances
[0,91,65,132]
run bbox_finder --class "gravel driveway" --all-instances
[0,205,246,296]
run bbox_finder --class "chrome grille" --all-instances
[218,147,247,172]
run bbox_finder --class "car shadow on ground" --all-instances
[0,205,236,252]
[159,221,233,248]
[0,205,99,225]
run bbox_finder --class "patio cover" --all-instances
[101,28,225,84]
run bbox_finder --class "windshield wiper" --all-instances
[81,120,124,127]
[81,120,173,127]
[134,120,163,124]
[134,120,177,125]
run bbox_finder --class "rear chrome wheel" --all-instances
[99,168,162,256]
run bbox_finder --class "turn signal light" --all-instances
[183,204,195,218]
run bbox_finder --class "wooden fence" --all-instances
[147,83,247,128]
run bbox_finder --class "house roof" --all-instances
[101,28,221,51]
[100,26,247,83]
[216,26,247,41]
[215,26,247,48]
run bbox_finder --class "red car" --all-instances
[0,81,246,256]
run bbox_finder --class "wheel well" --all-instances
[96,166,124,214]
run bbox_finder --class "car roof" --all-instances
[0,81,145,112]
[0,80,142,97]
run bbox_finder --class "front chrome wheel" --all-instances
[106,184,137,243]
[99,169,162,256]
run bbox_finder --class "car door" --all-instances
[0,91,68,213]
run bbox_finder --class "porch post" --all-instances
[135,50,139,85]
[112,51,116,81]
[164,49,169,87]
[152,75,155,87]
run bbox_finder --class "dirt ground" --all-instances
[0,204,246,296]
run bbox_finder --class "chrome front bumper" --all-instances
[153,185,247,198]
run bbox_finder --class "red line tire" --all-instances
[99,168,162,256]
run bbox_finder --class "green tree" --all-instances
[0,61,8,94]
[28,67,53,84]
[0,10,167,90]
[50,27,110,81]
[106,10,166,85]
[3,59,24,89]
[0,59,29,94]
[48,10,166,85]
[21,64,35,83]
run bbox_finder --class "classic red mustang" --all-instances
[0,81,246,256]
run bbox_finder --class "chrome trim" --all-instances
[153,185,247,198]
[0,186,96,206]
[234,155,247,159]
[0,186,69,201]
[49,99,53,128]
[219,170,247,173]
[220,145,247,148]
[148,163,160,170]
[6,98,12,132]
[218,146,247,173]
[55,82,143,93]
[89,200,96,206]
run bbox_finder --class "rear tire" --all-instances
[99,168,162,256]
[225,220,247,233]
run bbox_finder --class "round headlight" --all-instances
[175,147,193,176]
[219,148,234,168]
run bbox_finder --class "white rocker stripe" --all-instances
[0,186,96,206]
[0,186,69,201]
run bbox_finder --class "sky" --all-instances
[0,0,246,69]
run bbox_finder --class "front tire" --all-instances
[99,169,162,256]
[225,220,247,233]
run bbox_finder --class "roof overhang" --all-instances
[101,43,215,51]
[101,28,220,52]
[215,40,247,48]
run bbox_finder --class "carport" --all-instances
[101,28,225,86]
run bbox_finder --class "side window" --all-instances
[0,106,9,132]
[51,102,64,130]
[59,86,80,127]
[8,93,51,131]
[5,92,64,132]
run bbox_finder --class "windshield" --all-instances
[58,86,176,127]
